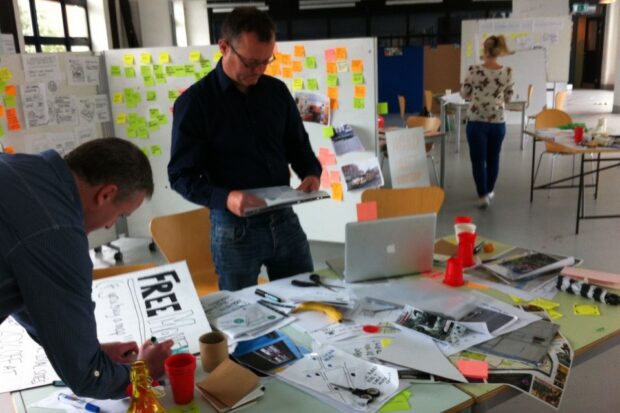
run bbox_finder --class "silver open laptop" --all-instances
[338,213,436,283]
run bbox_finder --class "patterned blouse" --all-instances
[461,64,514,123]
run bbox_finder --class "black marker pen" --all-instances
[255,288,283,303]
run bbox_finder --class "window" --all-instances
[19,0,91,53]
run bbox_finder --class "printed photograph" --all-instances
[330,124,365,156]
[487,373,533,393]
[554,364,568,389]
[531,377,562,408]
[340,157,384,191]
[295,91,330,125]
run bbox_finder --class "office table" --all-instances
[378,129,447,188]
[10,253,620,413]
[525,129,620,234]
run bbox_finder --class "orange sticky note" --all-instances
[265,63,281,76]
[351,59,364,73]
[280,53,292,66]
[354,85,366,98]
[330,98,339,111]
[326,62,337,74]
[6,108,21,131]
[457,359,488,380]
[0,105,4,118]
[294,45,305,57]
[292,60,303,72]
[357,201,378,222]
[5,85,17,96]
[331,182,343,201]
[327,87,339,99]
[281,67,293,79]
[329,171,341,183]
[335,47,347,60]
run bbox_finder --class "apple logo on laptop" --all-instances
[386,244,396,254]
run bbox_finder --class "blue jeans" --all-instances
[210,207,314,291]
[466,121,506,197]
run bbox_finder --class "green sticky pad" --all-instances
[305,56,317,68]
[377,102,389,115]
[326,74,338,87]
[146,90,157,101]
[110,66,121,77]
[307,78,319,91]
[124,67,136,78]
[352,72,364,84]
[353,97,365,109]
[322,126,334,138]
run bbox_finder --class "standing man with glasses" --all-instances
[169,7,322,291]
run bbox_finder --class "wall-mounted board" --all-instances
[104,37,377,243]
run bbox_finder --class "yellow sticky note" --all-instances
[547,309,563,320]
[116,113,127,124]
[331,182,343,201]
[327,87,339,100]
[305,56,317,69]
[353,97,365,109]
[292,78,304,91]
[0,67,13,82]
[351,59,363,73]
[466,41,474,58]
[140,53,152,64]
[112,93,124,104]
[573,304,600,316]
[510,295,526,304]
[159,52,170,64]
[189,51,201,62]
[322,126,334,138]
[307,78,319,91]
[377,102,388,115]
[326,62,337,74]
[335,47,347,60]
[213,50,222,62]
[354,85,366,98]
[380,338,392,348]
[294,45,305,57]
[528,298,560,311]
[123,54,135,65]
[292,60,303,72]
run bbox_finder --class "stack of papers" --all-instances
[483,249,575,282]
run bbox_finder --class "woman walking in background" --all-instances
[461,35,514,208]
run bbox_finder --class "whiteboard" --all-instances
[0,52,117,248]
[461,16,572,83]
[512,0,569,18]
[498,49,547,116]
[104,38,377,242]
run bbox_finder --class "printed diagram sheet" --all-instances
[93,262,209,354]
[277,345,399,412]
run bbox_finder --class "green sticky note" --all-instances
[292,78,304,91]
[352,72,364,85]
[141,147,149,156]
[307,78,319,91]
[4,95,16,108]
[201,60,211,70]
[305,56,317,68]
[143,76,155,87]
[127,126,137,138]
[140,65,152,77]
[0,123,4,138]
[173,66,186,77]
[326,74,338,87]
[148,119,159,131]
[137,126,149,139]
[151,145,163,155]
[149,108,160,118]
[111,66,121,77]
[128,113,138,123]
[353,97,365,109]
[377,102,389,115]
[136,116,147,127]
[124,67,136,78]
[168,90,180,101]
[184,64,195,74]
[322,126,334,138]
[199,69,210,79]
[153,64,164,74]
[158,114,168,125]
[155,73,167,84]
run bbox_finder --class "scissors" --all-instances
[329,383,381,402]
[290,274,344,291]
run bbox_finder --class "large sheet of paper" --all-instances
[385,127,430,189]
[0,262,208,393]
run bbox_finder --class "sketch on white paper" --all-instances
[21,83,50,128]
[23,54,61,83]
[66,56,100,86]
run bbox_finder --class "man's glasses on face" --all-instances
[228,42,276,69]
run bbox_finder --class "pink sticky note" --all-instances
[319,147,330,157]
[320,171,330,189]
[325,154,337,166]
[356,201,378,222]
[324,49,336,62]
[329,171,341,183]
[456,359,488,380]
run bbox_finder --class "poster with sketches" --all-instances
[93,262,209,355]
[76,96,96,125]
[66,56,100,86]
[385,127,429,188]
[94,94,111,122]
[0,317,60,393]
[277,345,400,412]
[51,96,77,125]
[22,54,61,83]
[341,157,384,191]
[295,91,331,125]
[21,83,50,128]
[330,124,365,156]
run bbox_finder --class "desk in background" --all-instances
[525,129,620,234]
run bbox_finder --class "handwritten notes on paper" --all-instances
[22,54,61,83]
[66,56,100,86]
[21,83,49,128]
[385,127,430,188]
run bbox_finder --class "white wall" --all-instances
[601,2,619,89]
[87,0,112,52]
[136,0,173,47]
[184,0,210,45]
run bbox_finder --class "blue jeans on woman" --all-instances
[466,121,506,197]
[210,207,314,291]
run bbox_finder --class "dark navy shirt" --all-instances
[0,151,129,399]
[169,61,322,209]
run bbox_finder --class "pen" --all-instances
[150,336,157,344]
[473,242,485,255]
[257,300,290,317]
[57,393,100,413]
[255,288,283,303]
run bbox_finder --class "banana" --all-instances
[293,302,342,322]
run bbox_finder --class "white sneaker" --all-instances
[477,195,490,209]
[488,191,495,200]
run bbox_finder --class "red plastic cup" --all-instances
[457,232,477,268]
[444,257,464,287]
[165,353,196,405]
[377,115,385,130]
[574,126,584,144]
[454,216,473,224]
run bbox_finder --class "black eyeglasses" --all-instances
[228,43,276,69]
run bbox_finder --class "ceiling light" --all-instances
[385,0,443,5]
[206,1,268,13]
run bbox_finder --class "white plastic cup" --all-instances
[454,223,476,239]
[445,89,452,96]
